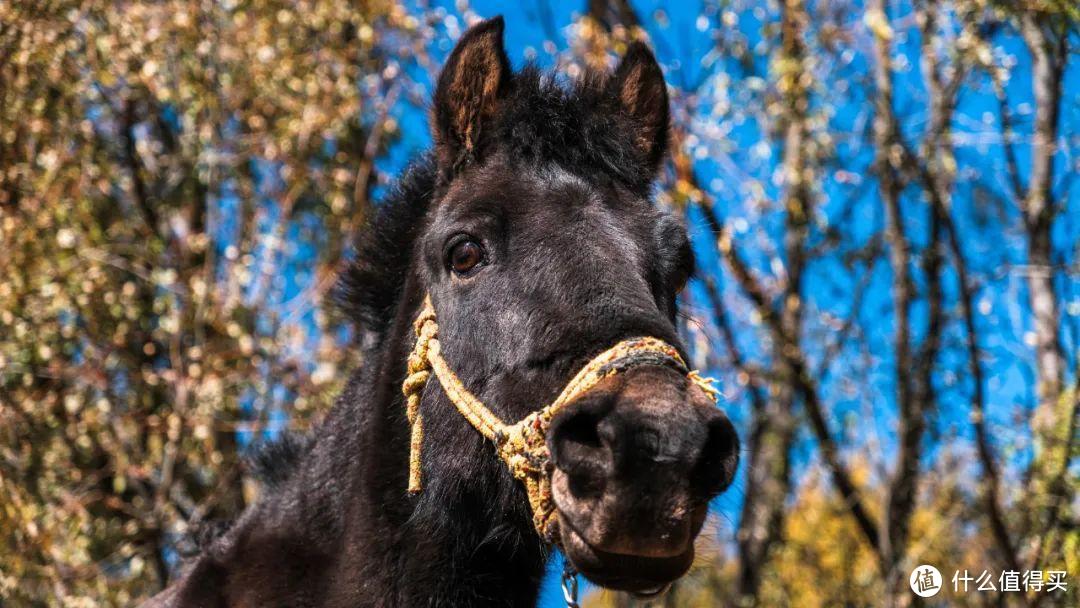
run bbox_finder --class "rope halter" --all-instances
[402,295,720,542]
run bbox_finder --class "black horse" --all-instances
[148,16,739,607]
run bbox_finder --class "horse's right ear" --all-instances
[432,16,511,173]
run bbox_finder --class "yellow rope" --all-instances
[402,301,438,492]
[401,294,720,540]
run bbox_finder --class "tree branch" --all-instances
[942,210,1022,574]
[1018,11,1066,464]
[122,97,162,240]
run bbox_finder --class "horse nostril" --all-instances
[548,407,609,497]
[694,410,740,498]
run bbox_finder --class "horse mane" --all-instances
[243,430,316,488]
[334,62,660,332]
[491,64,661,193]
[332,154,437,335]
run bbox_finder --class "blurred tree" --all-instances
[0,1,426,604]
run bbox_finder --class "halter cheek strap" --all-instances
[401,295,720,541]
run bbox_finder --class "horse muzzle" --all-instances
[546,364,739,592]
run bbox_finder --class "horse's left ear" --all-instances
[609,42,670,172]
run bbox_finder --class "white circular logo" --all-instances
[909,564,942,597]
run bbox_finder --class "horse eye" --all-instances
[448,240,484,275]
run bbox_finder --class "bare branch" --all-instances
[873,1,946,585]
[1018,11,1067,447]
[703,277,767,412]
[943,210,1022,574]
[991,73,1026,205]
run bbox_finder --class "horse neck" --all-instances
[333,288,549,605]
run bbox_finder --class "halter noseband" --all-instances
[402,295,720,541]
